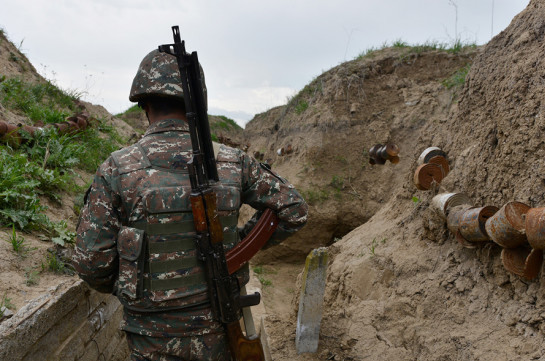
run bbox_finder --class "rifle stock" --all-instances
[190,190,266,360]
[226,321,265,361]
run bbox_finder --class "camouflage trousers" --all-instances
[126,332,232,361]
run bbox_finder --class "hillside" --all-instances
[246,1,545,360]
[2,1,545,360]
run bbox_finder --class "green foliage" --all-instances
[392,39,409,48]
[412,196,420,205]
[301,188,329,205]
[6,224,32,255]
[0,148,52,229]
[0,293,15,317]
[0,77,122,235]
[50,220,76,246]
[330,175,344,191]
[356,39,477,59]
[447,39,477,54]
[287,77,322,115]
[0,77,78,123]
[115,104,142,117]
[42,250,67,274]
[71,122,121,172]
[442,64,471,90]
[369,237,386,257]
[25,267,40,286]
[295,100,309,114]
[253,265,275,287]
[211,115,242,131]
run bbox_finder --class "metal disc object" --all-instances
[458,206,499,242]
[369,144,382,159]
[413,163,444,190]
[432,193,472,218]
[418,147,447,164]
[501,247,543,280]
[525,207,545,250]
[447,205,474,234]
[427,155,450,176]
[385,143,400,157]
[389,156,400,164]
[485,201,530,248]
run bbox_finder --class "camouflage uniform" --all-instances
[72,51,308,359]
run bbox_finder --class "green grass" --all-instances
[115,104,142,117]
[253,265,276,287]
[211,115,242,131]
[369,237,386,257]
[357,39,477,60]
[442,64,471,90]
[301,188,329,205]
[286,76,323,115]
[0,293,15,317]
[25,268,40,286]
[0,77,79,123]
[294,100,309,114]
[42,250,67,274]
[5,224,34,255]
[0,76,122,238]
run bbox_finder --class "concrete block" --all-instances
[0,279,86,361]
[259,316,272,361]
[295,247,328,354]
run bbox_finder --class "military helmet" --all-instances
[129,49,207,106]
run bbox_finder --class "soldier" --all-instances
[72,49,308,360]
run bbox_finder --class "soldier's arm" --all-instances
[240,152,308,247]
[72,159,122,293]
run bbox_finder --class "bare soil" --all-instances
[3,1,545,360]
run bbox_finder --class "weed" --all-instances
[252,265,276,287]
[0,77,77,122]
[301,188,329,205]
[356,39,476,60]
[295,100,309,114]
[49,220,76,246]
[6,224,32,255]
[369,237,386,257]
[42,250,66,274]
[412,196,420,205]
[211,115,242,131]
[9,52,19,63]
[330,175,344,191]
[24,267,40,286]
[442,64,471,90]
[115,104,142,117]
[258,277,272,287]
[392,39,409,48]
[0,293,15,317]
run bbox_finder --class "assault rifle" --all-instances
[159,26,279,361]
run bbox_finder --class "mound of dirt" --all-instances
[244,45,476,264]
[256,1,545,360]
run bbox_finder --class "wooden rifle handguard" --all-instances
[225,209,279,274]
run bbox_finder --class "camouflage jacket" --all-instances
[73,118,308,336]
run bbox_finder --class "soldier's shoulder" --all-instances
[215,142,244,163]
[108,143,149,174]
